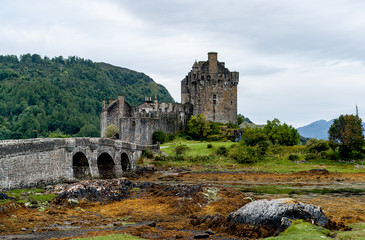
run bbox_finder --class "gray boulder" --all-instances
[227,198,327,232]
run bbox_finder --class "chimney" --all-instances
[208,52,218,74]
[102,99,106,109]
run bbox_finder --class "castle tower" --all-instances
[181,52,239,123]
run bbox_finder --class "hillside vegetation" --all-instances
[0,54,174,139]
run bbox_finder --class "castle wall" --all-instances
[119,111,189,145]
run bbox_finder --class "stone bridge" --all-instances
[0,138,159,190]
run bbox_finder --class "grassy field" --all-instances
[157,138,365,173]
[74,234,144,240]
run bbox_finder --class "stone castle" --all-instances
[100,52,239,145]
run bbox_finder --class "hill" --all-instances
[0,54,174,139]
[296,120,334,140]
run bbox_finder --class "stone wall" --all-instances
[0,138,159,190]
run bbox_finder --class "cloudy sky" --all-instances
[1,0,365,127]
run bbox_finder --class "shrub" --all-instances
[152,130,167,144]
[167,133,176,141]
[105,125,118,138]
[142,149,153,158]
[186,136,192,140]
[242,127,269,155]
[154,155,170,162]
[206,135,222,142]
[305,153,317,161]
[229,143,260,163]
[207,143,213,148]
[174,144,190,155]
[190,155,215,163]
[216,146,228,156]
[288,154,300,161]
[306,139,330,153]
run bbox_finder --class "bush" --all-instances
[142,149,154,159]
[152,130,167,144]
[207,143,213,148]
[206,135,222,142]
[189,155,215,163]
[216,146,228,156]
[174,144,190,155]
[306,139,330,153]
[186,136,192,140]
[105,124,118,138]
[288,154,300,161]
[242,127,269,155]
[229,143,260,163]
[167,133,176,141]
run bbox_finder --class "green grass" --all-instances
[73,234,144,240]
[158,139,365,173]
[335,222,365,239]
[161,138,235,156]
[264,220,331,239]
[4,188,57,204]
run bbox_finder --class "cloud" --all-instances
[1,0,365,127]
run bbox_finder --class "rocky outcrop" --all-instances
[228,198,328,232]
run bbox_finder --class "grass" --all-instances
[161,138,235,156]
[157,139,365,173]
[73,234,144,240]
[264,221,365,239]
[335,222,365,239]
[264,220,331,239]
[3,188,57,205]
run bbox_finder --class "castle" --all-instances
[100,52,239,145]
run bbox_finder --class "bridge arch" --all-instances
[121,152,131,171]
[72,152,90,179]
[97,152,116,179]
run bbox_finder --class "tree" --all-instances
[237,114,245,125]
[242,127,269,155]
[187,114,210,140]
[263,119,300,146]
[328,114,364,158]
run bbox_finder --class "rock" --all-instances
[205,228,215,235]
[147,221,157,227]
[228,198,327,232]
[0,193,9,200]
[194,233,210,239]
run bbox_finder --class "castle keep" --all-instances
[101,52,239,144]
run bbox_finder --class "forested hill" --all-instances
[0,54,174,139]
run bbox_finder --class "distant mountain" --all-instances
[0,54,174,139]
[297,120,334,140]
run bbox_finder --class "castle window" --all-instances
[213,94,217,105]
[165,108,168,112]
[159,108,162,112]
[201,76,204,80]
[231,101,232,105]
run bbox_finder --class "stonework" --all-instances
[101,52,239,145]
[0,138,158,190]
[181,52,239,123]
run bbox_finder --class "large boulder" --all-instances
[227,198,327,232]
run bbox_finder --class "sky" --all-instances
[1,0,365,127]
